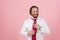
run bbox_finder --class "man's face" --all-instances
[31,8,39,18]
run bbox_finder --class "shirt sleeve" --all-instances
[37,18,51,35]
[20,21,28,36]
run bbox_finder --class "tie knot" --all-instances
[32,18,36,21]
[31,18,37,24]
[33,19,36,21]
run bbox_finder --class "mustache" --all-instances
[33,14,38,15]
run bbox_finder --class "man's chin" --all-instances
[31,15,38,18]
[33,16,38,18]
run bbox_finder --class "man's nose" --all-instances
[34,12,38,14]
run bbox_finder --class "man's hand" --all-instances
[27,30,35,36]
[34,24,42,30]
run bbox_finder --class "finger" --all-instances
[32,30,35,33]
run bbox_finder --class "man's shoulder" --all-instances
[37,18,44,21]
[25,18,31,21]
[24,18,44,22]
[24,18,32,23]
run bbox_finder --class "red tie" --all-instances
[32,18,37,40]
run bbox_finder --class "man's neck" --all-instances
[31,16,38,20]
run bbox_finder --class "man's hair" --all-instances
[29,5,38,15]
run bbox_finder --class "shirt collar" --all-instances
[30,16,38,20]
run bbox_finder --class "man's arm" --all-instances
[20,21,28,36]
[36,19,51,35]
[20,21,35,36]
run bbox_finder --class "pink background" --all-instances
[0,0,60,40]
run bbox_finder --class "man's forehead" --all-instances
[32,8,38,11]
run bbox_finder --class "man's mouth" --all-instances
[33,14,38,18]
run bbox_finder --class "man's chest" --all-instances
[25,20,41,31]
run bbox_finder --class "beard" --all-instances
[32,14,38,18]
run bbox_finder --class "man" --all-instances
[20,6,51,40]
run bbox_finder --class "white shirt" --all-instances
[20,17,51,40]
